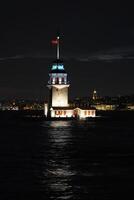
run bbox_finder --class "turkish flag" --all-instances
[51,39,58,45]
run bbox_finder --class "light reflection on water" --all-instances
[40,120,106,199]
[49,121,72,128]
[42,121,75,199]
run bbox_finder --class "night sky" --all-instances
[0,1,134,100]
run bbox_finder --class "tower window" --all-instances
[62,77,64,83]
[59,77,62,84]
[56,78,58,84]
[52,78,55,84]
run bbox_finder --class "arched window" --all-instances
[84,111,87,115]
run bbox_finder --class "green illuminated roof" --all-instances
[52,63,64,70]
[50,60,66,73]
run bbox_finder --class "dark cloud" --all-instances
[76,47,134,62]
[1,46,134,63]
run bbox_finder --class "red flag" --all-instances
[51,39,58,45]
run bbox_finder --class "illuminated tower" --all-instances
[47,35,69,117]
[92,89,98,100]
[44,34,96,119]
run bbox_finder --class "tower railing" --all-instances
[48,80,69,85]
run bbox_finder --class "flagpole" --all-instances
[57,35,60,60]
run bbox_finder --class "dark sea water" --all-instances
[0,111,134,200]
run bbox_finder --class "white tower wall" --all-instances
[52,85,69,107]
